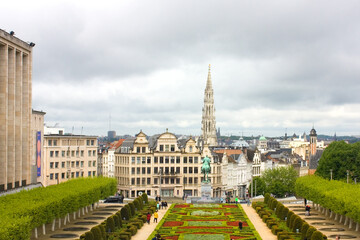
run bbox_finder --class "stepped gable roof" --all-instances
[120,137,136,149]
[214,149,243,164]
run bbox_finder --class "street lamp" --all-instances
[330,169,333,180]
[347,170,350,184]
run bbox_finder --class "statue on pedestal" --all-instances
[201,156,211,182]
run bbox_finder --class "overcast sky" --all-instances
[2,0,360,137]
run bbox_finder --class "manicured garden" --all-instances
[148,203,261,240]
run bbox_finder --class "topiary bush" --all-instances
[105,216,115,233]
[121,206,130,220]
[289,214,297,230]
[141,193,148,204]
[128,202,136,216]
[133,198,140,211]
[264,193,270,204]
[292,216,303,233]
[281,206,289,220]
[275,202,284,218]
[310,230,324,240]
[99,224,106,240]
[286,211,294,227]
[113,214,120,229]
[116,212,123,227]
[306,226,317,240]
[91,226,102,240]
[301,222,310,240]
[84,231,94,240]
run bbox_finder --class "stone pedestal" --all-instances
[201,182,212,198]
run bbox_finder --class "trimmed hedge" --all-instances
[0,177,116,240]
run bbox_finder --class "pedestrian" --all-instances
[336,235,340,240]
[305,205,311,216]
[238,221,243,230]
[156,202,160,211]
[164,201,168,209]
[304,198,307,206]
[154,210,159,223]
[247,198,250,206]
[147,212,151,224]
[235,197,238,204]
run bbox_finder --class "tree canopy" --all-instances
[261,166,298,197]
[316,141,360,181]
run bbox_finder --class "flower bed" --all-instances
[148,204,261,240]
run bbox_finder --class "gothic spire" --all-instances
[206,64,212,89]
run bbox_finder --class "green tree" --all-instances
[262,166,298,197]
[248,176,267,196]
[316,141,360,181]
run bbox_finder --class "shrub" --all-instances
[128,202,136,216]
[275,202,284,218]
[286,211,294,227]
[116,212,123,227]
[301,222,310,240]
[141,193,148,203]
[292,216,303,233]
[84,231,94,240]
[91,226,102,240]
[133,198,140,211]
[310,230,324,240]
[271,198,278,210]
[289,214,297,230]
[264,193,270,204]
[121,206,130,220]
[125,204,132,218]
[306,226,316,240]
[105,216,115,233]
[137,197,144,209]
[281,207,289,220]
[113,214,120,229]
[99,224,106,239]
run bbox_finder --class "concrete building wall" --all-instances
[43,134,98,186]
[0,29,34,191]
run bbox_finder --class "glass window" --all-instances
[136,178,140,185]
[81,150,84,157]
[171,178,175,184]
[87,140,90,146]
[50,151,54,157]
[61,162,65,168]
[55,162,59,168]
[50,173,54,179]
[61,173,65,179]
[81,161,84,167]
[61,151,65,157]
[50,162,54,168]
[93,161,96,167]
[88,150,91,156]
[154,157,158,163]
[131,178,135,185]
[194,167,198,174]
[76,161,79,167]
[71,161,75,167]
[48,140,52,146]
[132,168,135,174]
[88,161,91,167]
[194,177,198,184]
[76,151,79,157]
[183,157,187,163]
[92,150,96,156]
[154,178,158,184]
[171,156,175,164]
[159,145,164,151]
[137,157,140,164]
[154,167,158,174]
[142,157,146,164]
[137,147,141,153]
[147,167,151,174]
[142,167,146,174]
[165,167,169,174]
[160,157,164,164]
[147,157,151,164]
[183,177,187,184]
[142,147,146,153]
[189,177,193,184]
[176,156,180,163]
[189,146,193,152]
[142,178,146,185]
[189,167,193,174]
[88,171,91,176]
[183,167,187,174]
[176,178,180,184]
[132,157,135,164]
[194,157,198,164]
[137,167,140,174]
[189,157,193,163]
[176,167,180,173]
[165,145,169,152]
[91,140,94,145]
[147,178,151,184]
[165,156,169,164]
[71,151,75,157]
[171,145,175,152]
[76,172,79,177]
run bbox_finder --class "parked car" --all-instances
[104,195,124,203]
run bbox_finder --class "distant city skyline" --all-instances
[2,1,360,137]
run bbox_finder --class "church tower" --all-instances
[201,65,217,146]
[309,127,317,156]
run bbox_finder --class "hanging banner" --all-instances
[36,131,41,177]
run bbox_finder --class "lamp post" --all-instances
[159,168,162,197]
[347,170,350,184]
[330,169,333,180]
[251,168,253,199]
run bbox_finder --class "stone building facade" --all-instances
[43,128,98,186]
[0,29,35,191]
[115,130,222,198]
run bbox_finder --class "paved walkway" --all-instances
[131,207,168,240]
[286,203,360,240]
[241,204,277,240]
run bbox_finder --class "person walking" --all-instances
[238,221,243,230]
[305,205,311,216]
[154,210,159,223]
[235,197,239,204]
[147,212,151,224]
[156,202,160,211]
